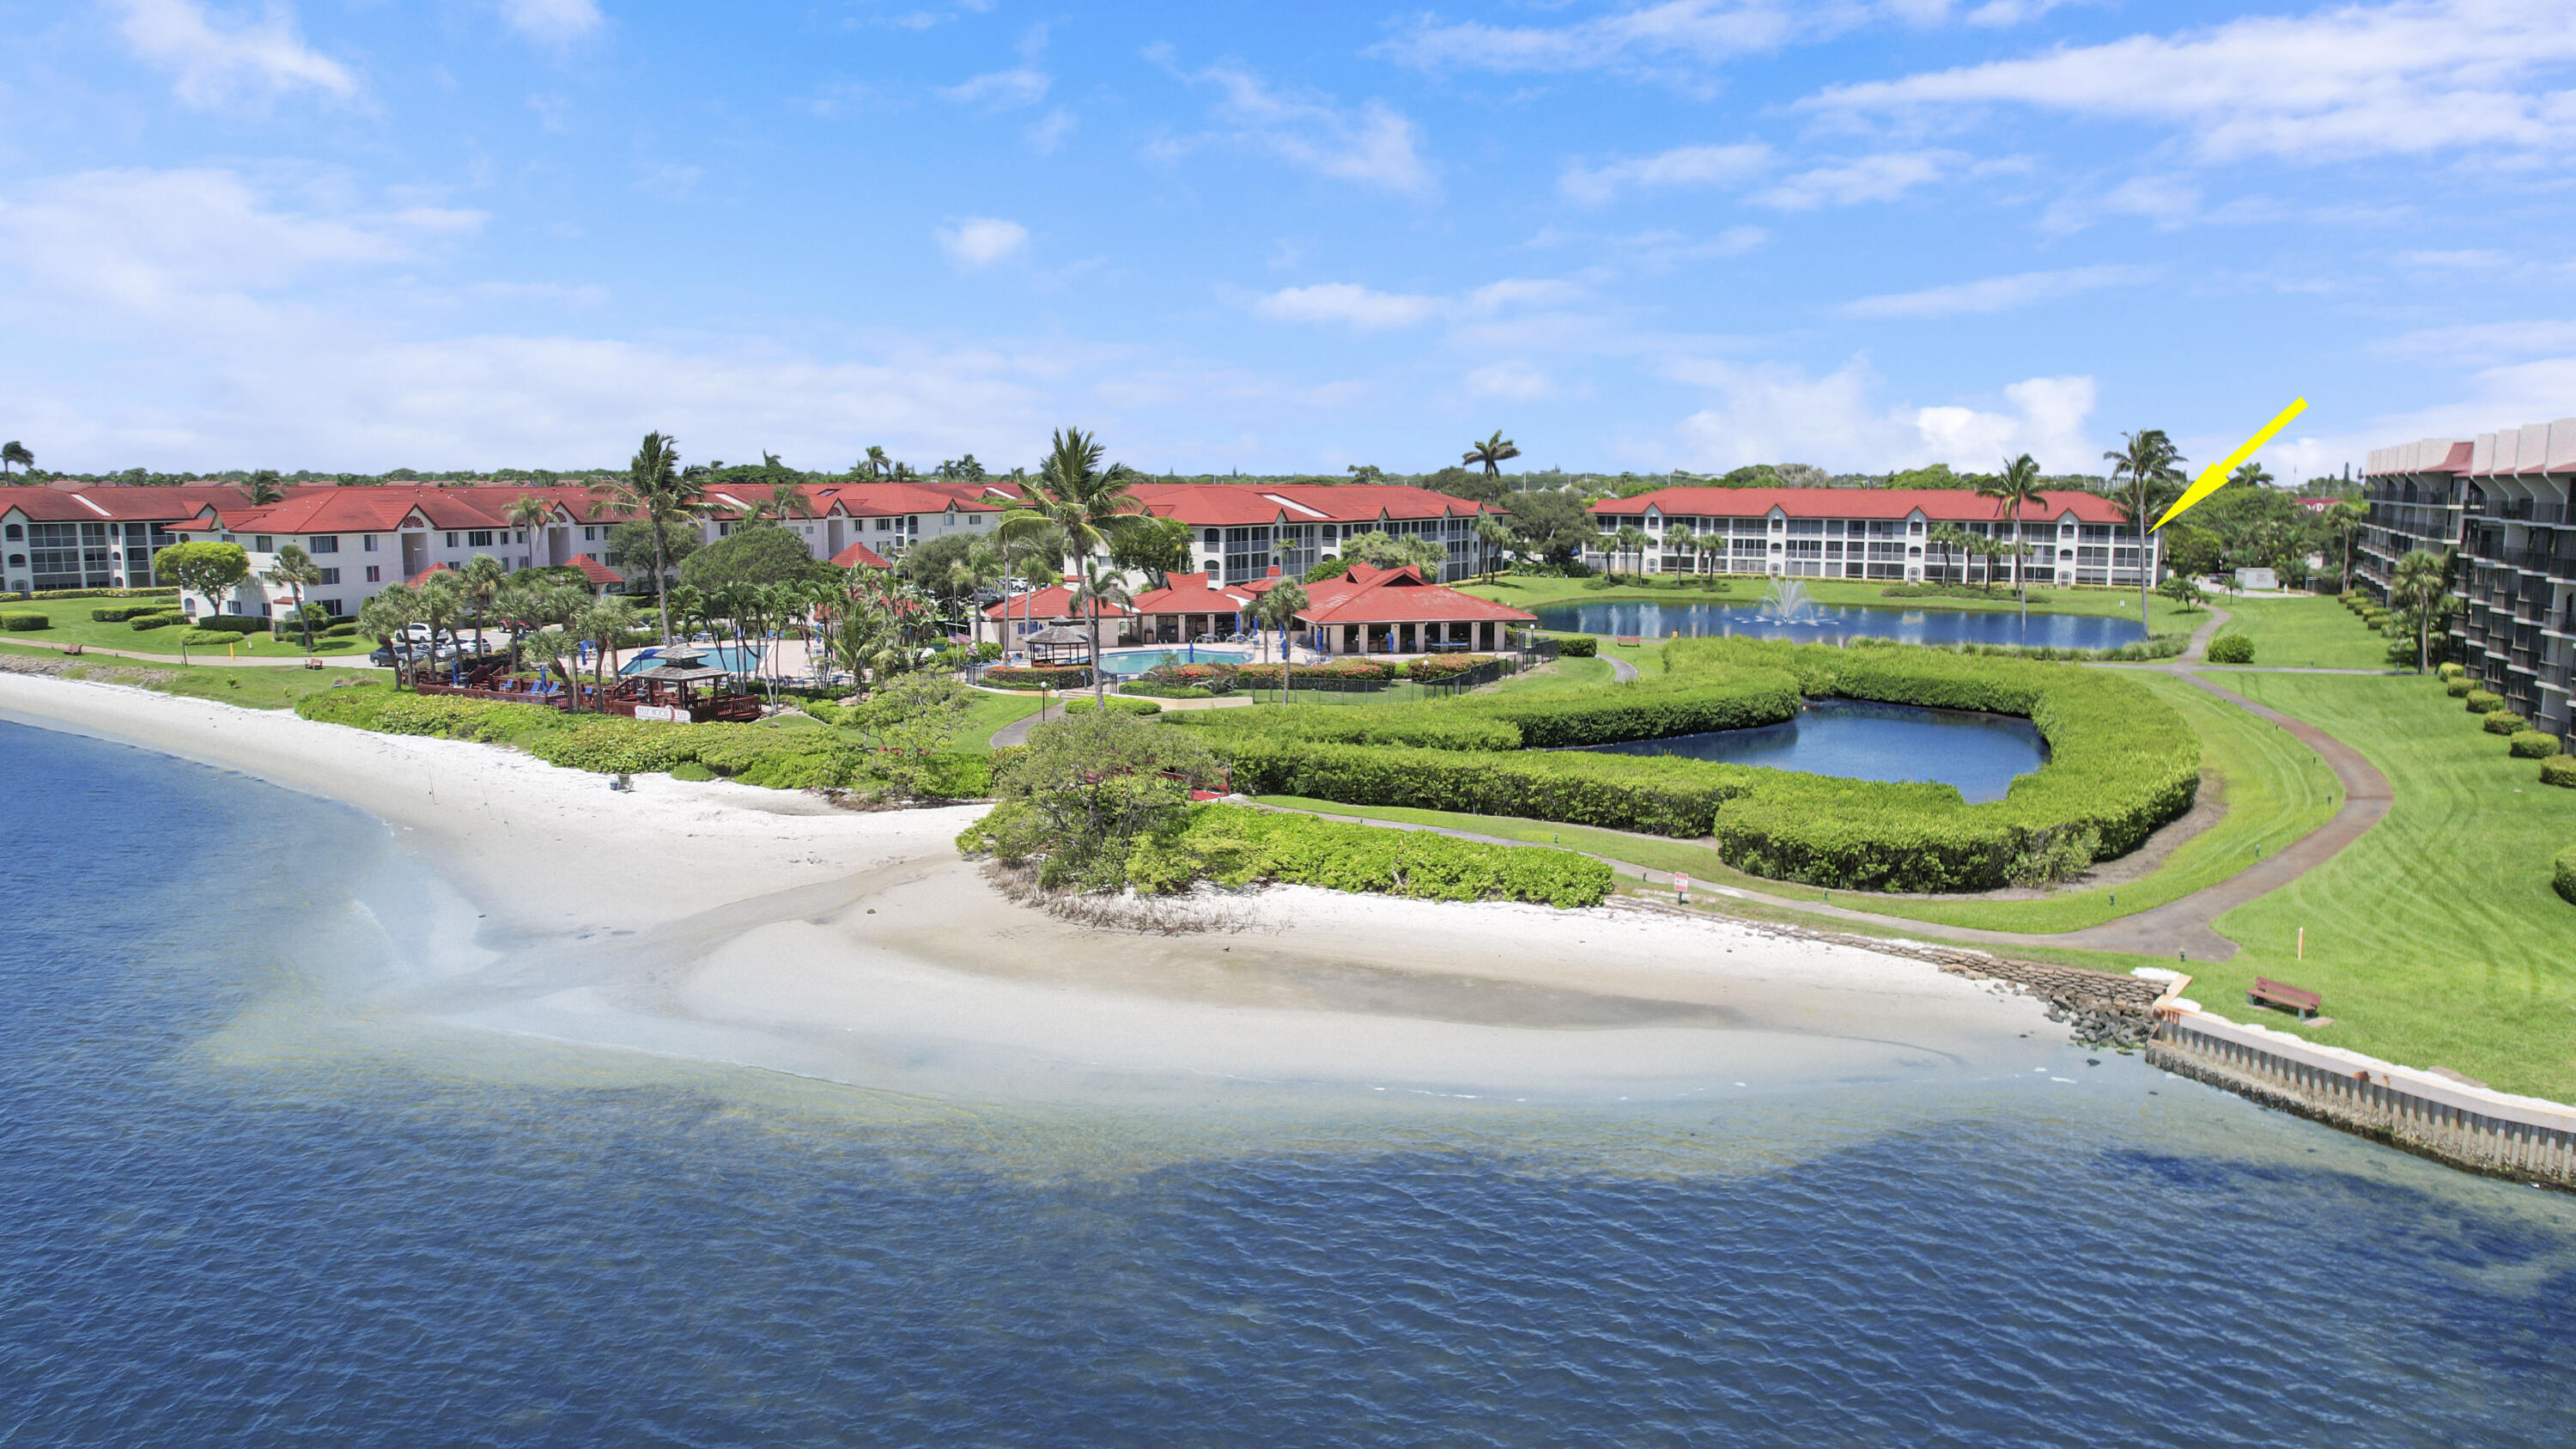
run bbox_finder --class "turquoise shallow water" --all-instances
[3,717,2573,1445]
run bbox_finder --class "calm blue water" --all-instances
[1581,699,2049,801]
[1101,645,1255,676]
[1536,600,2147,648]
[5,716,2574,1445]
[619,643,762,675]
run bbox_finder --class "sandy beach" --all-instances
[0,673,2066,1104]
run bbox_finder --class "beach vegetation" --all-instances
[958,709,1224,892]
[1126,805,1611,907]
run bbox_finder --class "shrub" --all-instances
[2438,662,2466,681]
[1126,804,1613,908]
[16,587,178,602]
[1557,636,1600,657]
[130,612,187,630]
[2543,755,2576,788]
[2509,730,2561,759]
[1139,661,1238,692]
[179,630,241,646]
[982,665,1091,689]
[1402,654,1497,681]
[91,606,141,623]
[187,615,268,635]
[2445,678,2476,697]
[2559,844,2576,907]
[671,761,716,782]
[956,711,1224,892]
[324,623,361,637]
[1064,696,1162,716]
[1121,682,1215,699]
[2203,633,2255,664]
[2464,690,2504,714]
[0,611,51,631]
[2483,710,2528,735]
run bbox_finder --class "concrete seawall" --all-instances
[2148,1008,2576,1189]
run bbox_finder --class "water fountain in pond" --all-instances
[1757,577,1821,623]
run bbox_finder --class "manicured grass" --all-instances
[2197,672,2576,1099]
[1485,656,1615,694]
[957,689,1048,752]
[0,612,373,659]
[0,641,392,710]
[2193,595,2393,671]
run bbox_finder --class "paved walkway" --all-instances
[0,634,355,668]
[1606,652,1640,682]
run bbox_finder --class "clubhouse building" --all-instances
[1585,487,2158,588]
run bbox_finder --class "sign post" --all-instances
[1673,872,1690,904]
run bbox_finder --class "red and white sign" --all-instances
[633,704,685,723]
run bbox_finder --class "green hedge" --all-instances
[1557,636,1600,657]
[0,611,51,631]
[2508,730,2561,758]
[2445,678,2476,697]
[2464,690,2503,714]
[179,630,242,646]
[1221,734,1750,837]
[1063,696,1162,716]
[1175,671,1802,753]
[0,587,178,603]
[2557,845,2576,907]
[2483,710,2529,735]
[130,612,187,630]
[1121,682,1216,698]
[293,687,992,798]
[1126,804,1612,907]
[2203,632,2255,664]
[983,666,1091,688]
[2438,662,2466,681]
[188,616,268,635]
[2545,755,2576,788]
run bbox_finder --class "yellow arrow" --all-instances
[2153,397,2308,531]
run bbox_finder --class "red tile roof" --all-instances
[831,539,890,569]
[1594,487,2132,524]
[408,562,456,586]
[810,482,1004,518]
[0,487,118,521]
[1122,482,1500,527]
[981,583,1133,619]
[1285,563,1536,626]
[1128,571,1254,615]
[571,554,624,585]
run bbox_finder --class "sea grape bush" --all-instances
[1123,804,1611,907]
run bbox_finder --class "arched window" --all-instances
[3,524,21,540]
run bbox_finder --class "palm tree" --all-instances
[416,569,469,677]
[861,445,890,478]
[1473,514,1516,581]
[358,585,423,688]
[1463,429,1522,478]
[2390,549,2452,673]
[1070,561,1133,704]
[593,430,704,645]
[1979,454,2045,623]
[577,596,640,709]
[1613,524,1648,580]
[506,494,554,570]
[2230,460,2275,490]
[999,427,1149,692]
[2325,499,2368,593]
[245,470,286,506]
[459,553,507,658]
[2105,428,2185,619]
[3,440,34,474]
[1255,578,1309,700]
[1926,523,1969,585]
[1691,528,1729,587]
[262,543,324,651]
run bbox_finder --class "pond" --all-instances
[1534,600,2146,650]
[1577,699,2048,802]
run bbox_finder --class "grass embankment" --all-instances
[1257,668,2333,935]
[2183,672,2576,1099]
[0,641,388,709]
[957,690,1048,752]
[2,613,374,658]
[2190,594,2393,671]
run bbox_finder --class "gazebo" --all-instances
[615,648,762,722]
[1022,624,1100,668]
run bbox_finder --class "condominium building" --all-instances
[2361,423,2575,742]
[1586,488,2157,587]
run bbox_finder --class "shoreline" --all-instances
[0,671,2075,1105]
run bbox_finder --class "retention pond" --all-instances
[1535,599,2147,649]
[1577,698,2049,801]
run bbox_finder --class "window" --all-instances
[363,535,378,551]
[2,525,18,539]
[467,530,494,547]
[967,514,982,526]
[364,565,381,582]
[309,536,338,553]
[876,518,893,532]
[584,526,599,541]
[318,568,340,585]
[316,600,343,617]
[6,554,21,567]
[254,535,273,552]
[445,532,459,546]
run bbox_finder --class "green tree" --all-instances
[1613,524,1648,579]
[246,470,286,506]
[2156,572,2206,612]
[459,553,507,657]
[1070,562,1133,704]
[357,584,424,687]
[1474,514,1516,580]
[2390,549,2453,673]
[576,594,639,706]
[681,523,833,594]
[1461,429,1522,481]
[1978,454,2045,622]
[2324,499,2368,593]
[593,430,705,645]
[261,543,325,651]
[0,441,31,474]
[2104,428,2185,616]
[505,494,555,569]
[999,427,1148,696]
[416,569,468,672]
[155,540,250,621]
[1108,514,1194,587]
[1926,523,1970,585]
[860,445,890,478]
[1254,577,1309,697]
[963,709,1224,892]
[1499,488,1594,563]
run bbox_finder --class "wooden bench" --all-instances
[2248,977,2322,1020]
[1614,635,1642,648]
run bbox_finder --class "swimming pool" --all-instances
[618,644,764,676]
[1096,646,1256,677]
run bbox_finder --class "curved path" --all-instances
[0,634,361,668]
[1605,652,1641,683]
[1266,604,2399,964]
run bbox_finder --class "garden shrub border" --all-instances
[1124,803,1612,908]
[2557,844,2576,906]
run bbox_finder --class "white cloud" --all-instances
[1028,107,1077,153]
[500,0,603,46]
[1671,357,2099,471]
[1838,264,2160,319]
[112,0,357,108]
[935,216,1030,269]
[1160,57,1435,195]
[2372,320,2576,360]
[1751,150,1961,210]
[1372,1,1809,78]
[1803,0,2576,163]
[1255,283,1442,329]
[941,68,1048,107]
[1467,360,1554,400]
[1558,142,1771,205]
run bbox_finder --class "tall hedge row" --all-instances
[1174,670,1801,752]
[1126,804,1612,907]
[1220,734,1750,837]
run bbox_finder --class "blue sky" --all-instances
[7,0,2575,479]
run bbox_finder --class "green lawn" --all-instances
[1264,669,2333,935]
[2193,595,2394,671]
[0,640,391,710]
[1486,656,1615,694]
[957,689,1049,752]
[1,612,374,659]
[2189,672,2576,1099]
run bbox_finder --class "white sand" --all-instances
[0,673,2063,1104]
